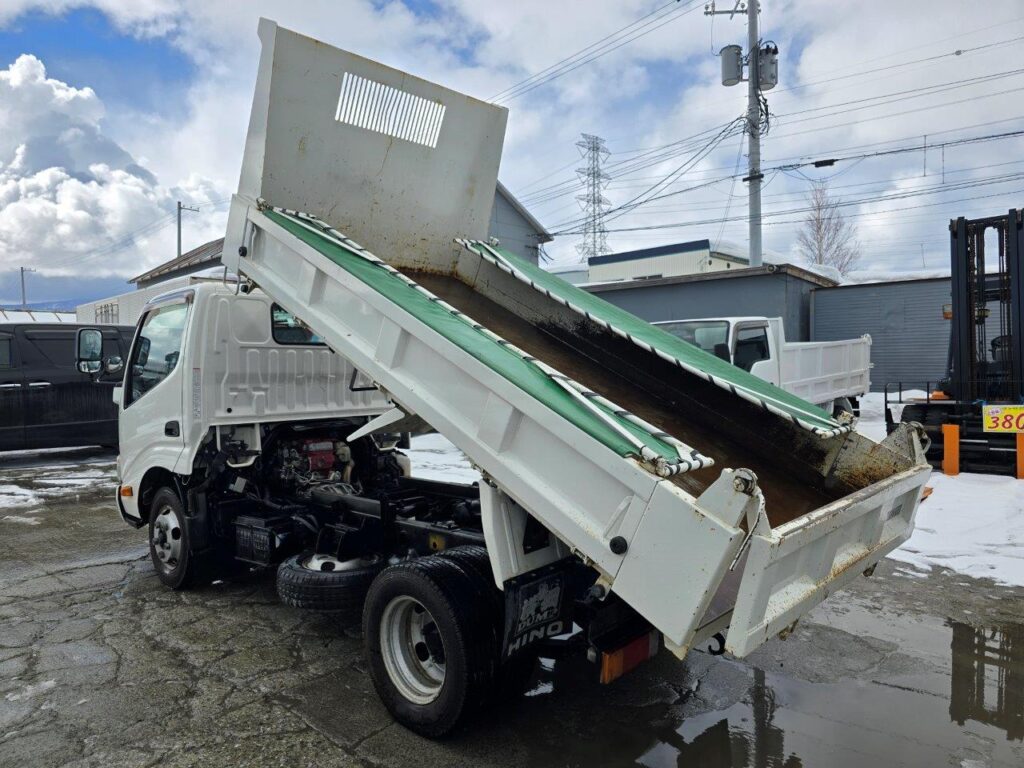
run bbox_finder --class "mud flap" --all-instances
[502,561,591,657]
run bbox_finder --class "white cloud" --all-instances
[0,54,228,278]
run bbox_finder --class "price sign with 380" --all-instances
[983,405,1024,433]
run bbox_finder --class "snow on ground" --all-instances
[406,433,480,484]
[857,392,1024,587]
[0,484,40,509]
[1,515,41,526]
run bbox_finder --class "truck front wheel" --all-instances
[148,487,210,590]
[363,557,497,737]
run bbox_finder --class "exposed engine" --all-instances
[268,429,411,501]
[275,438,355,488]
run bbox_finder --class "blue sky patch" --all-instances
[0,8,194,117]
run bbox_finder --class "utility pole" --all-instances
[177,201,200,259]
[706,1,777,268]
[574,133,612,262]
[19,266,36,310]
[744,0,762,267]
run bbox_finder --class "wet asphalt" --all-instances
[1,448,1023,767]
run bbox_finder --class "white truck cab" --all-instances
[654,317,871,415]
[114,283,391,526]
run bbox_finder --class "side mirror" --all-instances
[105,356,123,374]
[713,343,731,363]
[136,337,151,367]
[76,328,103,374]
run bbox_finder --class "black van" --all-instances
[0,323,135,452]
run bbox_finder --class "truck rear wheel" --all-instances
[148,487,211,590]
[276,551,383,617]
[438,545,538,698]
[363,557,497,737]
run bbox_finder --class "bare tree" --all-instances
[796,182,860,275]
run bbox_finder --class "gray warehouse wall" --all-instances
[489,191,540,264]
[588,272,817,341]
[811,278,952,391]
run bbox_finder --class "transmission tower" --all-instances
[574,133,612,262]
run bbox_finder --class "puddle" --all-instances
[518,620,1024,768]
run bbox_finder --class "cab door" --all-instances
[0,329,25,450]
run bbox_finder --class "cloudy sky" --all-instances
[0,0,1021,307]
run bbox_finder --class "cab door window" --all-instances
[126,303,189,407]
[733,326,770,372]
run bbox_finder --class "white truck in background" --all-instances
[655,317,871,417]
[95,20,930,738]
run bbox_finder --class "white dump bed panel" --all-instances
[777,320,871,406]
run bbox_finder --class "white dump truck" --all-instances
[92,20,931,737]
[654,317,872,416]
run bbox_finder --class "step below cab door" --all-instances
[0,329,25,451]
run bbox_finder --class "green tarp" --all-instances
[464,241,842,434]
[266,209,685,463]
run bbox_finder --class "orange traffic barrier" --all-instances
[1017,433,1024,480]
[942,424,960,476]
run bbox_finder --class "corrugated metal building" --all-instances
[811,277,953,391]
[491,181,552,264]
[585,263,835,341]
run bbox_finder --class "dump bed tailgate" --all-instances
[726,462,930,656]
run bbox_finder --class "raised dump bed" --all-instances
[222,19,931,662]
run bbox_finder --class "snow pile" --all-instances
[857,392,1024,587]
[889,473,1024,586]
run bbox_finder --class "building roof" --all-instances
[583,262,838,292]
[546,263,588,274]
[496,181,552,244]
[588,239,749,267]
[130,237,225,286]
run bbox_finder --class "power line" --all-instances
[774,67,1024,120]
[490,1,703,103]
[519,119,741,205]
[523,99,1024,211]
[563,183,1024,236]
[489,1,681,101]
[551,118,745,232]
[535,126,1024,226]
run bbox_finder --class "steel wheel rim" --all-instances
[151,504,183,572]
[380,595,446,704]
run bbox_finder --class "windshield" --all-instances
[657,320,730,356]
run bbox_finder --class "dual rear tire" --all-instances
[363,556,499,737]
